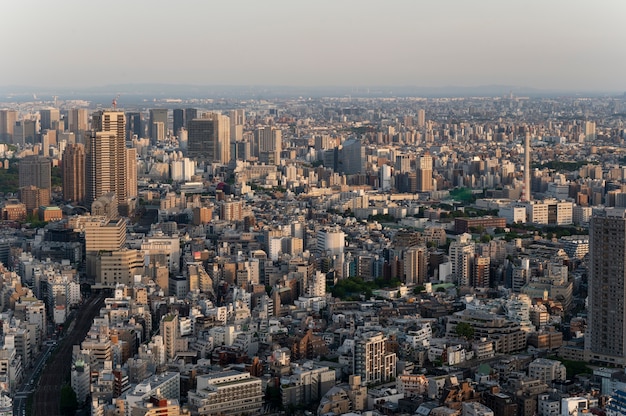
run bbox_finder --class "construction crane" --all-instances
[112,94,120,110]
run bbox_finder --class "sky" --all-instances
[2,0,626,92]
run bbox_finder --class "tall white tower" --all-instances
[522,132,531,202]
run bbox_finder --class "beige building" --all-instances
[187,371,263,416]
[86,111,127,211]
[96,249,144,288]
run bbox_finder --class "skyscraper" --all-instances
[184,108,197,127]
[19,156,51,190]
[86,111,127,210]
[173,109,184,137]
[588,209,626,366]
[187,113,230,164]
[126,112,143,139]
[417,153,433,192]
[62,143,86,204]
[0,109,17,143]
[340,138,365,175]
[126,148,137,199]
[40,108,61,131]
[67,109,89,138]
[148,109,168,142]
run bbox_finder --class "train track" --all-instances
[31,292,105,416]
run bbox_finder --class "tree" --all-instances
[60,384,78,415]
[455,322,475,340]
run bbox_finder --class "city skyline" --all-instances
[2,0,625,93]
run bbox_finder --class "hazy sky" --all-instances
[2,0,625,91]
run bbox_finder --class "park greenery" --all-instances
[330,276,401,300]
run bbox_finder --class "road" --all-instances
[28,292,105,416]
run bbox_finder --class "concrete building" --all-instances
[19,155,51,190]
[587,208,626,366]
[417,153,433,192]
[187,113,230,164]
[354,331,397,385]
[528,358,566,384]
[86,111,127,210]
[62,143,86,204]
[187,371,263,416]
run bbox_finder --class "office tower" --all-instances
[254,126,282,164]
[417,153,433,192]
[148,109,168,142]
[126,148,137,199]
[340,138,365,175]
[67,109,88,143]
[19,155,51,190]
[0,109,17,143]
[126,112,143,139]
[62,143,86,204]
[521,132,531,201]
[588,209,626,366]
[86,111,127,210]
[173,109,184,137]
[395,154,411,174]
[354,332,397,385]
[187,113,231,164]
[585,121,596,142]
[184,108,197,127]
[417,109,426,128]
[40,108,61,131]
[84,216,127,279]
[229,109,245,141]
[13,119,37,145]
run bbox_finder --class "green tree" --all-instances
[455,322,475,340]
[60,384,78,415]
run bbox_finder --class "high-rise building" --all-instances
[13,119,37,145]
[19,155,51,190]
[67,109,89,142]
[417,109,426,128]
[403,245,428,285]
[587,209,626,366]
[125,148,137,199]
[417,153,433,192]
[19,185,50,214]
[255,126,282,164]
[449,233,475,286]
[354,331,397,385]
[126,112,143,139]
[62,143,86,204]
[40,108,61,131]
[184,108,197,127]
[0,109,17,143]
[172,109,184,137]
[149,109,168,142]
[187,113,231,164]
[521,132,531,201]
[229,109,245,141]
[86,111,127,210]
[340,138,365,175]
